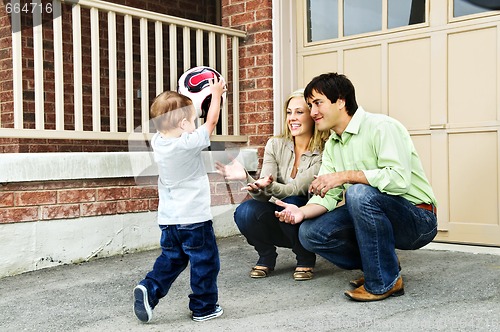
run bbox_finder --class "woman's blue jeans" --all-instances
[234,195,316,269]
[299,184,437,294]
[139,220,220,317]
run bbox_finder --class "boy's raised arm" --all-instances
[203,76,226,135]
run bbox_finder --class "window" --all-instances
[389,0,425,29]
[344,0,382,36]
[307,0,426,43]
[307,0,338,42]
[453,0,490,17]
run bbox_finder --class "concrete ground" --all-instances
[0,235,499,332]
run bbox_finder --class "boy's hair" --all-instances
[279,89,330,152]
[150,91,195,131]
[304,72,359,116]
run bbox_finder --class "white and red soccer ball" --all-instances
[178,66,226,118]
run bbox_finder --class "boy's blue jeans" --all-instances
[139,220,220,316]
[299,184,437,294]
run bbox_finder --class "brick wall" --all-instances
[0,177,159,223]
[0,174,251,223]
[222,0,274,160]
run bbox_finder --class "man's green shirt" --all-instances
[308,107,437,211]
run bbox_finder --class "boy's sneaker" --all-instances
[192,304,223,322]
[133,285,153,323]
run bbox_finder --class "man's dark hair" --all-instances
[304,73,358,116]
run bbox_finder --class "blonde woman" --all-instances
[215,89,329,280]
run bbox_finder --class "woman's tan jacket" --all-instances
[245,137,322,202]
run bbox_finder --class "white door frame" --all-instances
[272,0,297,135]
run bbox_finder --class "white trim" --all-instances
[272,0,282,135]
[11,0,23,129]
[424,242,500,256]
[62,0,246,37]
[272,0,297,136]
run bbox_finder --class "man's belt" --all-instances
[415,203,437,215]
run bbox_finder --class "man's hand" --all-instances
[309,173,344,197]
[274,200,305,225]
[309,171,369,197]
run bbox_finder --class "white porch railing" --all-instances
[2,0,247,142]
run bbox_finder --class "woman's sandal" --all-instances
[293,268,314,281]
[250,266,273,278]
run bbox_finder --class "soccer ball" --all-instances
[178,66,226,118]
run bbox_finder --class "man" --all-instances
[275,72,438,302]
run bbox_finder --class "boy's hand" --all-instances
[209,75,226,100]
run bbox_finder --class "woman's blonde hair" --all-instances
[150,91,194,131]
[279,88,330,152]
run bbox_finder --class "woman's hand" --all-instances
[241,174,273,193]
[274,199,305,224]
[254,174,273,188]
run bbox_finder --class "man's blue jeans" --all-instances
[234,196,316,268]
[299,184,437,294]
[139,220,220,316]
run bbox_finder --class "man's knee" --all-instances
[346,183,370,199]
[345,184,380,208]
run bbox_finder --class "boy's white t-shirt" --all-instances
[151,125,212,225]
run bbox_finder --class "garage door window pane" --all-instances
[307,0,338,42]
[454,0,489,17]
[388,0,425,29]
[344,0,382,36]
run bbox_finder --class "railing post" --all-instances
[72,3,83,131]
[90,7,101,132]
[155,21,164,97]
[169,24,177,91]
[140,18,149,133]
[124,14,134,133]
[108,11,118,133]
[33,0,45,130]
[53,0,64,131]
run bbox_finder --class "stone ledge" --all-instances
[0,149,258,183]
